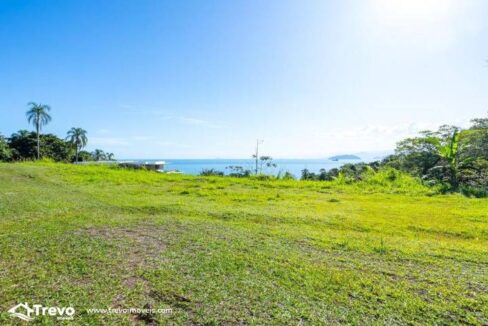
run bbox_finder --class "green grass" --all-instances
[0,162,487,325]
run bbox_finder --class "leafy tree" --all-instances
[8,130,37,160]
[301,169,316,180]
[457,116,488,192]
[78,150,95,162]
[0,134,12,161]
[8,131,72,161]
[26,102,52,159]
[40,134,73,161]
[106,152,115,161]
[226,165,251,177]
[462,116,488,159]
[66,128,88,162]
[470,116,488,129]
[387,136,440,177]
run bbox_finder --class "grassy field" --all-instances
[0,162,487,325]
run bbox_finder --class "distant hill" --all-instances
[328,154,361,161]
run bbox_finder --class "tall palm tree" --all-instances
[26,102,52,160]
[66,128,88,162]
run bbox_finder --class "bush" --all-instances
[281,171,296,180]
[226,166,251,178]
[200,169,224,176]
[460,186,488,198]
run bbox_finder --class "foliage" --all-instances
[7,130,73,161]
[78,150,95,162]
[384,116,488,195]
[301,163,379,182]
[8,130,37,160]
[226,165,252,177]
[200,168,224,176]
[0,134,12,161]
[279,171,296,180]
[40,134,74,162]
[91,149,115,161]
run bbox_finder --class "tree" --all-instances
[8,131,72,161]
[66,128,88,162]
[78,150,94,162]
[301,168,315,180]
[8,130,37,160]
[258,156,277,174]
[426,128,462,189]
[387,122,485,192]
[26,102,52,159]
[106,153,115,161]
[0,133,12,161]
[389,136,440,176]
[92,149,107,161]
[40,134,73,161]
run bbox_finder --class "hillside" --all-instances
[0,163,487,325]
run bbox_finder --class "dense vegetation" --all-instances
[301,116,488,197]
[0,162,486,324]
[0,129,114,163]
[387,118,488,196]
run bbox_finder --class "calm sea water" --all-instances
[126,159,371,177]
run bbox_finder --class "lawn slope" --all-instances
[0,163,487,325]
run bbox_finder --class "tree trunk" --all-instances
[450,165,459,190]
[75,146,79,163]
[36,123,40,160]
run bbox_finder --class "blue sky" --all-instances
[0,0,487,158]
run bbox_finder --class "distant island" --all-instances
[328,154,361,161]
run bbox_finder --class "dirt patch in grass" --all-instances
[78,224,168,270]
[75,224,178,324]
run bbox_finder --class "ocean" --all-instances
[124,158,378,177]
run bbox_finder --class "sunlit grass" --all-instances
[0,162,486,325]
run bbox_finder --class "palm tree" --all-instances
[66,128,88,162]
[26,102,52,159]
[106,153,115,161]
[92,149,106,161]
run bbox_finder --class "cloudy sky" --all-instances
[0,0,487,158]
